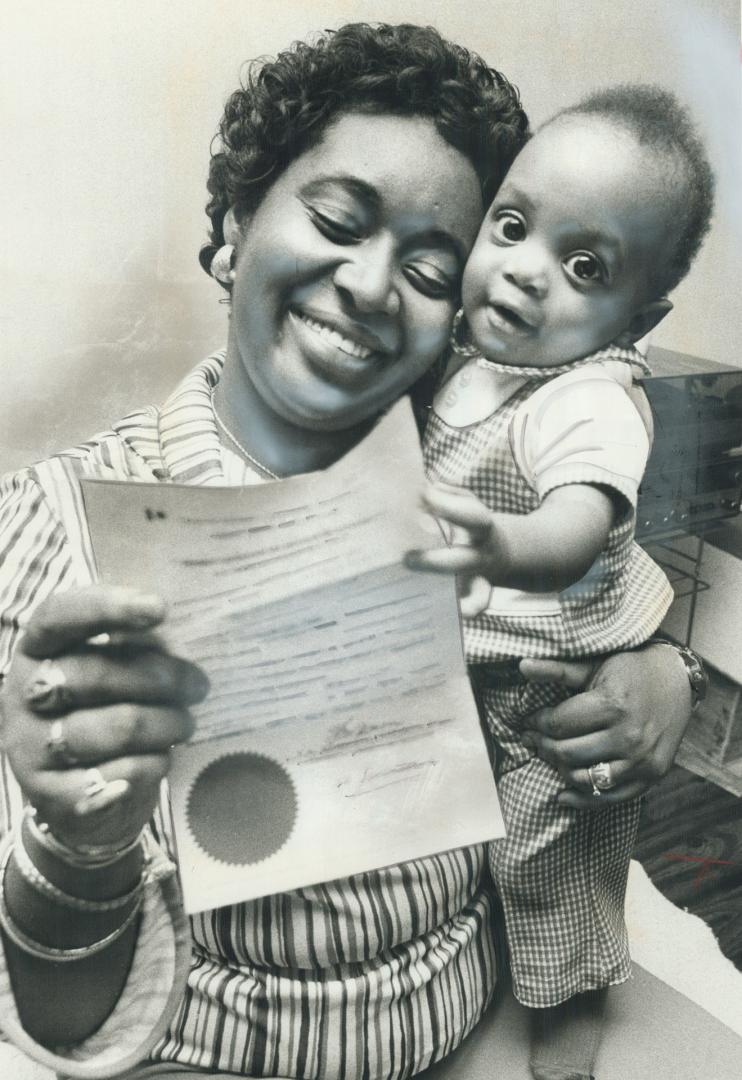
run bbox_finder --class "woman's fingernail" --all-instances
[130,594,165,625]
[185,668,210,702]
[110,587,164,625]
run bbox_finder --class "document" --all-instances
[82,399,504,913]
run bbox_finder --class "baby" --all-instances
[409,85,714,1080]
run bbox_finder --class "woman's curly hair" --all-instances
[199,22,529,278]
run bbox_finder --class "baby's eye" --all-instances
[564,251,606,284]
[308,206,362,244]
[492,211,526,244]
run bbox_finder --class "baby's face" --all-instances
[462,117,678,368]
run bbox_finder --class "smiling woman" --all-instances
[0,24,533,1077]
[214,112,484,466]
[0,19,706,1080]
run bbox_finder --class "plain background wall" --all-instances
[1,0,740,471]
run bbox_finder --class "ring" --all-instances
[25,659,71,714]
[46,719,79,767]
[82,769,108,799]
[74,768,131,818]
[588,762,615,797]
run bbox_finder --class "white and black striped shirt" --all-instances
[0,353,500,1078]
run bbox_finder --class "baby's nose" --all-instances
[502,246,549,296]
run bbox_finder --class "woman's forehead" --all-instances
[289,112,483,238]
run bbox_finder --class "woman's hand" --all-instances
[0,585,209,849]
[519,643,692,808]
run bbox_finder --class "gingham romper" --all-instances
[423,347,673,1008]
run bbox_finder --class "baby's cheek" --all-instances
[461,248,488,307]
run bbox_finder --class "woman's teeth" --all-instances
[296,313,374,359]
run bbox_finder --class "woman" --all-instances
[0,23,696,1080]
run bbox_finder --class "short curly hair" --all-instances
[199,22,529,280]
[552,84,715,296]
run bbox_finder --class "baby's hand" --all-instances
[405,481,504,598]
[458,574,493,618]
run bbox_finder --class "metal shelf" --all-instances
[642,533,708,646]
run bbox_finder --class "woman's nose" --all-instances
[502,245,549,298]
[333,240,401,315]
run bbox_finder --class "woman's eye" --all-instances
[309,207,362,244]
[492,211,526,244]
[404,261,456,299]
[564,251,606,284]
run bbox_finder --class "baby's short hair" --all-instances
[552,84,715,296]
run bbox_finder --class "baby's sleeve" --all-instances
[511,367,652,508]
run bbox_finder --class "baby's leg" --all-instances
[481,679,640,1079]
[491,756,639,1006]
[527,990,607,1080]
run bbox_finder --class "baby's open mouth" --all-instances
[492,303,533,333]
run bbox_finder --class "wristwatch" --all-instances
[648,637,708,711]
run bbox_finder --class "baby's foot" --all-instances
[528,988,607,1080]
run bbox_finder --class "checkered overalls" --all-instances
[423,365,671,1007]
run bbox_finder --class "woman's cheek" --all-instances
[413,299,456,367]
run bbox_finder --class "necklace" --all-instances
[211,396,280,480]
[474,350,651,380]
[450,309,652,380]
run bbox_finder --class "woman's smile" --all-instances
[221,111,482,445]
[290,309,389,360]
[286,308,392,389]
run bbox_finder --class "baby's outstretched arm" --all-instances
[406,480,615,603]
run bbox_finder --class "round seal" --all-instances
[186,752,297,866]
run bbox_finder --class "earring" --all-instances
[450,309,480,358]
[210,244,236,285]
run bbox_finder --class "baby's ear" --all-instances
[617,299,673,346]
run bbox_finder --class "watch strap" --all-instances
[648,636,708,710]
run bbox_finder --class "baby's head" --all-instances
[461,84,714,368]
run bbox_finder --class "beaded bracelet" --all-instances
[25,806,144,869]
[14,823,144,913]
[0,845,143,963]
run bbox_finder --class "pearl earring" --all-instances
[210,244,236,285]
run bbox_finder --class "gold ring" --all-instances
[588,762,615,797]
[46,719,79,767]
[75,769,131,817]
[26,659,71,714]
[82,769,108,799]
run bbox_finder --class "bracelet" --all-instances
[25,806,144,868]
[647,636,708,712]
[0,845,142,963]
[23,808,176,889]
[14,822,144,913]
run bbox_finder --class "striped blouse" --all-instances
[0,353,500,1079]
